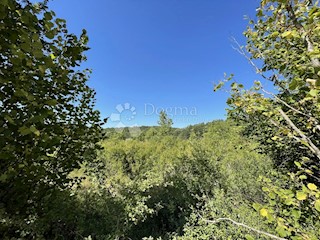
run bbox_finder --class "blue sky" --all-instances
[48,0,261,128]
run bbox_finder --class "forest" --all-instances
[1,0,320,239]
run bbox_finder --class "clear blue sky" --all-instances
[48,0,261,128]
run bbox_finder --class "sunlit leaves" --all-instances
[0,0,104,237]
[260,208,269,217]
[296,191,307,201]
[218,0,320,238]
[307,183,317,191]
[315,200,320,212]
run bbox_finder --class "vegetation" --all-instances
[215,0,320,238]
[0,0,104,238]
[1,0,320,239]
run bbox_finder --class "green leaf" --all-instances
[294,161,301,168]
[245,234,254,240]
[296,191,307,201]
[291,209,301,219]
[214,82,224,91]
[30,126,40,136]
[44,12,52,20]
[4,115,15,125]
[270,31,279,38]
[45,99,58,106]
[260,208,268,217]
[276,225,289,237]
[307,183,317,191]
[46,31,55,39]
[268,192,276,199]
[39,65,46,73]
[19,126,32,136]
[299,175,307,180]
[14,89,28,97]
[252,203,260,211]
[231,82,238,89]
[315,200,320,211]
[0,173,7,182]
[281,31,292,38]
[289,79,297,90]
[309,89,318,97]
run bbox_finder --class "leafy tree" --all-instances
[215,0,320,238]
[0,0,104,237]
[158,110,173,135]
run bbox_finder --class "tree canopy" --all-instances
[0,0,104,237]
[215,0,320,238]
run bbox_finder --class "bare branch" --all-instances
[261,88,320,132]
[199,215,287,240]
[231,37,320,132]
[269,118,320,182]
[231,38,265,76]
[278,108,320,160]
[230,37,289,93]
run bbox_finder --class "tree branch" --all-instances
[231,38,320,132]
[230,37,289,94]
[278,108,320,160]
[286,2,320,67]
[199,215,287,240]
[261,88,320,132]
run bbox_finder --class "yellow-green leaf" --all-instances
[309,89,318,97]
[315,200,320,211]
[307,183,317,191]
[296,191,307,201]
[281,31,292,38]
[260,208,268,217]
[245,234,254,240]
[19,126,32,136]
[29,126,40,136]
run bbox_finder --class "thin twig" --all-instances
[231,38,265,77]
[230,37,289,93]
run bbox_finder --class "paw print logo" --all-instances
[110,103,141,137]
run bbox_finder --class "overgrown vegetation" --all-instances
[1,0,320,239]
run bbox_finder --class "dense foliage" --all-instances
[0,0,104,238]
[215,0,320,238]
[2,0,320,239]
[18,119,274,239]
